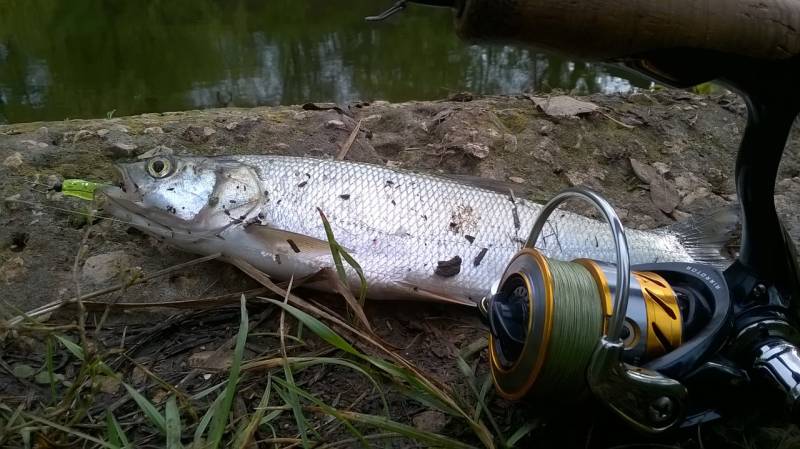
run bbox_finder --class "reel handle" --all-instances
[526,187,687,432]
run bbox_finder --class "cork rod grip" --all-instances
[454,0,800,61]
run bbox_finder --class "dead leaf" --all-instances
[189,350,232,370]
[12,363,35,379]
[529,95,599,117]
[650,177,680,213]
[630,158,659,184]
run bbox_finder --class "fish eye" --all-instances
[147,157,173,178]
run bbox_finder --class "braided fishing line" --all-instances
[533,258,603,396]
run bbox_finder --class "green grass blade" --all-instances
[193,392,224,445]
[233,374,272,449]
[263,298,360,356]
[122,382,166,434]
[166,395,182,449]
[505,421,537,447]
[318,208,367,306]
[317,208,347,283]
[207,295,249,448]
[24,412,115,448]
[336,410,479,449]
[46,336,56,401]
[55,335,84,361]
[106,412,131,449]
[275,378,366,447]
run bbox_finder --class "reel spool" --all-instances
[482,188,689,433]
[488,251,683,400]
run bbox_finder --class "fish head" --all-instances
[97,155,264,239]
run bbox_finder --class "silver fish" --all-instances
[98,155,736,305]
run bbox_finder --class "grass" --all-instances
[0,217,526,449]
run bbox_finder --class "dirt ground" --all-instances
[2,89,800,448]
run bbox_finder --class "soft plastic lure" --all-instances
[59,179,106,201]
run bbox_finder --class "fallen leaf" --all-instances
[650,177,680,213]
[12,363,35,379]
[630,158,659,184]
[529,95,599,117]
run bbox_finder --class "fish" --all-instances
[96,155,738,306]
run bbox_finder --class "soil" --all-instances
[2,89,800,448]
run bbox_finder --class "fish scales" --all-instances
[99,155,733,305]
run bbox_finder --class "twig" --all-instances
[599,110,636,129]
[71,211,94,353]
[7,253,222,326]
[335,119,361,161]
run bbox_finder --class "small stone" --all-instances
[531,95,599,117]
[189,350,232,370]
[143,126,164,134]
[131,366,148,385]
[630,158,659,184]
[386,160,402,168]
[106,141,138,157]
[76,129,96,141]
[651,177,681,214]
[412,410,448,433]
[96,129,110,138]
[182,125,212,143]
[325,119,347,130]
[110,124,129,133]
[20,139,48,148]
[1,256,25,284]
[81,251,132,285]
[137,145,174,159]
[272,143,290,151]
[463,142,490,159]
[96,375,121,394]
[203,126,216,137]
[653,162,671,175]
[3,152,23,169]
[224,121,239,131]
[509,176,525,184]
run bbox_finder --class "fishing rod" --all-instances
[370,0,800,434]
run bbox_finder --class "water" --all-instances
[0,0,651,124]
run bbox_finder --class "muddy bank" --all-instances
[2,89,799,314]
[2,90,800,447]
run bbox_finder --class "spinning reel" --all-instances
[367,0,800,434]
[480,188,800,433]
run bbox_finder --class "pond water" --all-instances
[0,0,651,124]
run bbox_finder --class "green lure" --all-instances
[61,179,106,201]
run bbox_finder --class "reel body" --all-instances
[481,187,800,433]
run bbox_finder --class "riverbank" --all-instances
[2,90,799,447]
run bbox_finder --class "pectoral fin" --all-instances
[245,225,333,257]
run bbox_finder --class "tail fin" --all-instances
[665,204,740,271]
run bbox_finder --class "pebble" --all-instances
[110,124,130,133]
[463,142,490,159]
[96,129,110,138]
[203,126,216,137]
[224,121,239,131]
[143,126,164,134]
[509,176,526,184]
[20,139,48,148]
[137,145,174,159]
[412,410,448,433]
[106,141,138,157]
[81,251,132,285]
[325,119,347,130]
[0,256,25,284]
[3,152,23,169]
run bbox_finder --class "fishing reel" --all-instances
[480,188,800,433]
